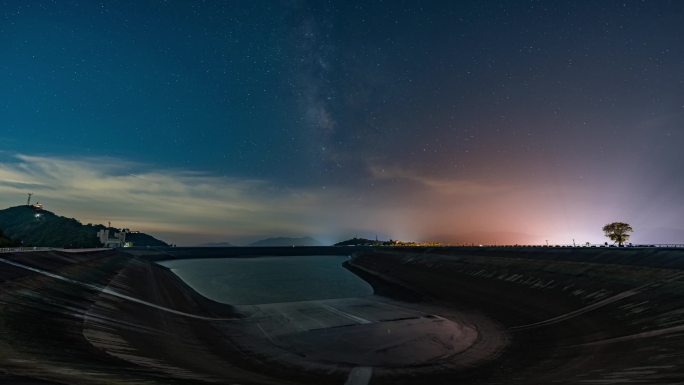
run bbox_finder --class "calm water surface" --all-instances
[158,255,373,305]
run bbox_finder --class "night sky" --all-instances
[1,0,683,245]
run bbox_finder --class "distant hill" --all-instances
[196,241,235,247]
[249,236,322,247]
[126,232,168,248]
[334,237,381,246]
[0,206,168,248]
[333,237,420,246]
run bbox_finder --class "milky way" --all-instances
[1,1,683,245]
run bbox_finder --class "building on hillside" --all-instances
[97,228,131,248]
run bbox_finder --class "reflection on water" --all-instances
[158,255,373,305]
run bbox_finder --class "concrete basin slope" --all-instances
[0,246,683,384]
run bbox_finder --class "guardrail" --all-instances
[1,245,683,253]
[466,244,684,248]
[571,244,684,248]
[0,247,53,253]
[647,244,684,248]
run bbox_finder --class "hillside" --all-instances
[126,232,169,248]
[334,237,381,246]
[333,237,419,246]
[249,236,322,247]
[0,206,168,248]
[0,228,17,247]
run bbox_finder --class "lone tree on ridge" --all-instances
[602,222,633,246]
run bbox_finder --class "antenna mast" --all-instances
[27,193,33,206]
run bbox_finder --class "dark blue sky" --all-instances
[1,1,683,245]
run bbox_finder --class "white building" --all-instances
[97,229,130,248]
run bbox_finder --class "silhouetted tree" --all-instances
[602,222,633,246]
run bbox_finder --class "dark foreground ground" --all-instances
[2,247,684,384]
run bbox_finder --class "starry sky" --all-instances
[1,0,683,245]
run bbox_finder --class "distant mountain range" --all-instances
[0,206,168,248]
[248,236,323,247]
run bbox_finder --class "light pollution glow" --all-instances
[0,153,681,246]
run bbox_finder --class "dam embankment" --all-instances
[349,247,684,384]
[2,247,684,384]
[0,249,248,385]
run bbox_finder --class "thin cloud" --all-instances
[0,154,322,243]
[368,165,508,196]
[2,154,646,246]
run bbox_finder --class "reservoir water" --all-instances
[158,255,374,305]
